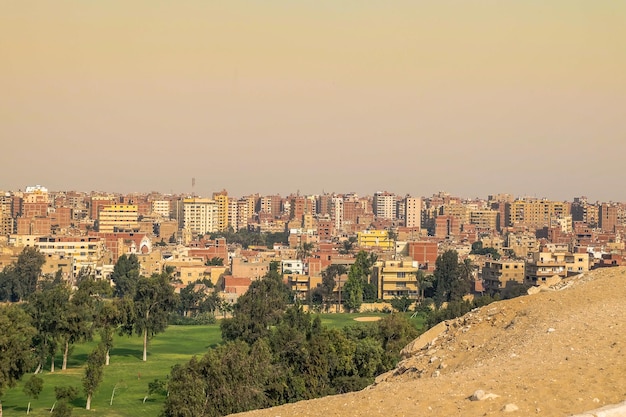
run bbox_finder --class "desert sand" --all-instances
[234,267,626,417]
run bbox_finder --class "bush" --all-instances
[168,312,217,325]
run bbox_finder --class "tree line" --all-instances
[161,269,420,417]
[0,249,178,415]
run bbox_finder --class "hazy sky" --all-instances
[1,1,625,201]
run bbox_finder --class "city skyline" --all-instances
[2,1,625,201]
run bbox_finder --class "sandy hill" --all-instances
[234,267,626,417]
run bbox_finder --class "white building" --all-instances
[183,198,218,235]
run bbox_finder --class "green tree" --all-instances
[321,264,347,311]
[433,250,461,308]
[205,257,224,266]
[15,247,46,299]
[83,343,106,410]
[0,305,36,416]
[27,278,71,373]
[0,247,45,302]
[296,242,314,261]
[390,295,413,312]
[220,270,291,344]
[121,272,177,361]
[338,236,357,255]
[342,251,377,312]
[416,270,434,303]
[51,386,78,417]
[23,375,44,415]
[111,254,140,298]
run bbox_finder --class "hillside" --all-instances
[234,267,626,417]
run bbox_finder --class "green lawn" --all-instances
[316,311,426,331]
[1,325,222,417]
[2,313,425,417]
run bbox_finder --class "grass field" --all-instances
[1,312,425,416]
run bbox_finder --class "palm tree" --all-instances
[296,242,314,261]
[321,264,347,312]
[416,270,434,303]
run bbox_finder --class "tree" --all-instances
[433,250,459,308]
[453,258,474,301]
[205,257,224,266]
[321,264,347,311]
[83,343,106,410]
[111,254,140,298]
[59,277,110,370]
[0,247,45,302]
[220,270,291,344]
[51,386,78,417]
[390,295,413,312]
[26,277,71,373]
[296,242,314,261]
[416,270,434,303]
[121,272,177,361]
[342,251,377,312]
[338,236,357,255]
[15,247,46,300]
[0,305,36,417]
[94,300,123,366]
[23,375,43,415]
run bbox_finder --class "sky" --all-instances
[1,1,625,201]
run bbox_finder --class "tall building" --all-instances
[505,199,570,230]
[212,190,229,232]
[98,204,139,233]
[183,198,218,235]
[598,203,619,232]
[151,200,171,219]
[332,196,344,233]
[373,191,397,220]
[0,193,15,235]
[404,196,421,228]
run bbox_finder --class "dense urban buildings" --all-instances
[0,185,623,306]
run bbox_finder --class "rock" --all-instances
[469,390,500,401]
[400,321,448,359]
[547,328,556,333]
[502,403,519,412]
[470,390,486,401]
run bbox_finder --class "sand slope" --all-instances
[234,267,626,417]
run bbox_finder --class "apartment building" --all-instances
[98,204,139,233]
[373,191,397,220]
[0,193,14,235]
[27,235,106,277]
[371,258,419,300]
[469,209,499,232]
[212,190,229,232]
[599,203,619,232]
[482,260,525,294]
[183,198,218,235]
[357,229,394,250]
[151,200,171,219]
[524,250,589,285]
[506,199,570,230]
[404,197,421,228]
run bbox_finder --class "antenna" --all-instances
[192,178,196,197]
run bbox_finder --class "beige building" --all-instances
[212,190,229,232]
[507,199,570,229]
[98,204,139,233]
[404,197,421,228]
[371,258,419,300]
[183,198,218,235]
[482,260,525,294]
[524,251,588,285]
[470,209,499,231]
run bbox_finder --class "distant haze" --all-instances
[1,1,625,200]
